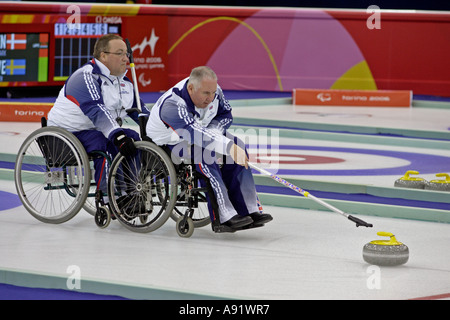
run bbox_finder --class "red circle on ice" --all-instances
[250,153,345,165]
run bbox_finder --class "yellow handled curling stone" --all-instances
[363,232,409,266]
[394,170,426,189]
[424,173,450,192]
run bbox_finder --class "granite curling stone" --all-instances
[363,232,409,266]
[394,170,426,189]
[424,173,450,192]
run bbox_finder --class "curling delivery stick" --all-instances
[125,39,141,113]
[125,38,148,138]
[248,162,373,228]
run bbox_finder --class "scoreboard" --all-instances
[1,23,120,84]
[53,23,120,80]
[0,2,168,92]
[0,33,48,83]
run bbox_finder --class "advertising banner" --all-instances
[0,102,52,122]
[293,89,412,107]
[123,15,168,92]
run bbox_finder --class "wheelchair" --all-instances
[14,117,222,237]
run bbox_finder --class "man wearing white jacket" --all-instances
[48,34,149,198]
[146,66,273,231]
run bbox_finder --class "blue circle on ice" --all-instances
[0,190,23,211]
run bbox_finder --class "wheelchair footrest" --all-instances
[212,222,266,233]
[212,225,236,233]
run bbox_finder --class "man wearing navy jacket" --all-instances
[48,34,149,198]
[147,66,273,231]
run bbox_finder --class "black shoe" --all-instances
[249,212,273,226]
[231,213,273,231]
[222,215,253,229]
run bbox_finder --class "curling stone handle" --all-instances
[376,232,401,245]
[405,170,420,177]
[435,173,450,182]
[377,231,394,237]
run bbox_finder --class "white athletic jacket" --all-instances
[146,77,234,154]
[48,58,149,140]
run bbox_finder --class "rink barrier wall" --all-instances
[1,95,449,122]
[0,267,230,300]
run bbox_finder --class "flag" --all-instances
[6,34,27,50]
[5,59,26,75]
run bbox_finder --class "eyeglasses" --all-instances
[103,51,130,58]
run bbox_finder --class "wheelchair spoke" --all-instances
[107,141,177,233]
[15,127,91,224]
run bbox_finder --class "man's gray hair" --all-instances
[188,66,218,89]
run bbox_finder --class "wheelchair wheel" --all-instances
[176,216,194,238]
[81,164,97,216]
[107,141,177,233]
[14,127,91,224]
[94,206,111,229]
